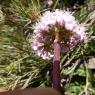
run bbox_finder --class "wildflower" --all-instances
[32,9,86,59]
[44,0,53,6]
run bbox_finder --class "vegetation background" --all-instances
[0,0,95,94]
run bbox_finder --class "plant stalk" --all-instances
[52,32,61,91]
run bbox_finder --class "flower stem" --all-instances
[52,32,61,91]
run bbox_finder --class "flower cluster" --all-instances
[32,9,86,59]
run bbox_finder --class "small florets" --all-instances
[32,9,86,59]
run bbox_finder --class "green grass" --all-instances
[0,0,95,94]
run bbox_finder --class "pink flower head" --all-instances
[32,9,86,59]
